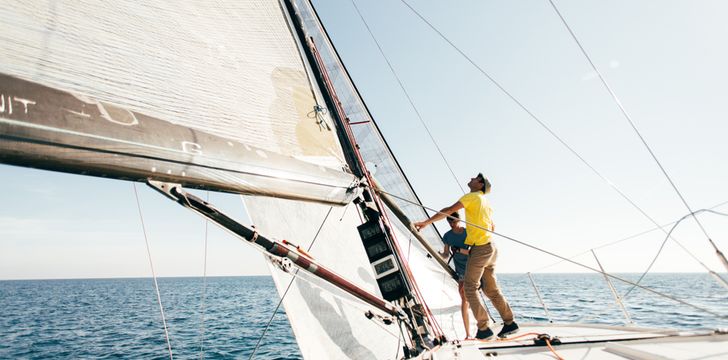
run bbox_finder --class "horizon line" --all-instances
[2,271,725,282]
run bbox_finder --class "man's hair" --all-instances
[477,173,492,194]
[447,212,460,224]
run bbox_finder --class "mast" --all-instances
[306,1,445,242]
[1,0,448,355]
[282,0,444,352]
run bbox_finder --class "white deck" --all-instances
[425,323,728,359]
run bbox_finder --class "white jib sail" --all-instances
[243,197,404,359]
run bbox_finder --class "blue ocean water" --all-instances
[1,274,726,359]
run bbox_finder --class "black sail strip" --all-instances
[0,74,359,205]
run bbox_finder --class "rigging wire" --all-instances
[248,207,333,360]
[622,209,728,298]
[302,0,448,254]
[350,1,506,333]
[397,0,727,279]
[547,0,728,271]
[529,199,728,273]
[304,6,439,336]
[198,191,210,360]
[349,0,464,194]
[377,188,728,319]
[133,184,174,360]
[394,325,403,359]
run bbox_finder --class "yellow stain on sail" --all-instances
[270,67,340,159]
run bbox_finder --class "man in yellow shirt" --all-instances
[415,173,518,340]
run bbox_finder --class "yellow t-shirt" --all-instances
[458,191,493,246]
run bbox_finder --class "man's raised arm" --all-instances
[413,201,464,231]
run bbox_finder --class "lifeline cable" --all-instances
[622,209,728,298]
[377,188,728,319]
[547,0,728,271]
[133,184,173,360]
[396,0,726,281]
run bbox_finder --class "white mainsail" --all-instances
[0,0,357,204]
[1,0,416,357]
[1,1,324,151]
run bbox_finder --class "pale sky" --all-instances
[2,0,728,280]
